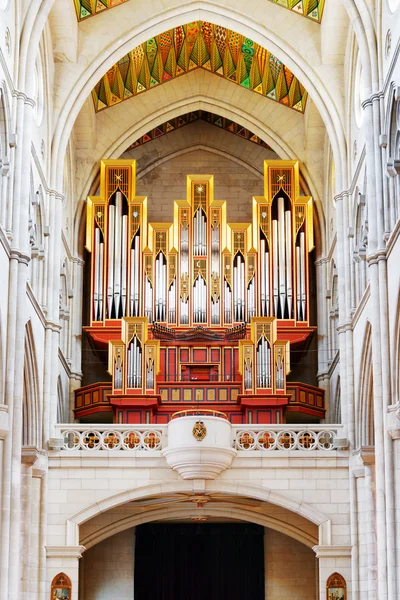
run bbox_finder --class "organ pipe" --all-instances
[89,163,312,337]
[272,219,278,316]
[130,234,140,317]
[285,211,292,318]
[107,205,115,318]
[278,197,286,318]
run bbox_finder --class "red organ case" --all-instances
[77,159,324,424]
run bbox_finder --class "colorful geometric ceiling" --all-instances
[74,0,127,21]
[124,111,273,152]
[92,22,308,113]
[74,0,324,22]
[269,0,324,22]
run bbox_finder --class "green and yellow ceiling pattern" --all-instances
[92,22,308,113]
[125,110,273,151]
[74,0,126,21]
[74,0,324,22]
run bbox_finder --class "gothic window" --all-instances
[387,89,400,230]
[352,190,368,307]
[358,323,374,448]
[22,322,40,447]
[329,262,339,362]
[326,572,346,600]
[50,573,71,600]
[0,86,10,228]
[28,181,46,305]
[59,262,71,360]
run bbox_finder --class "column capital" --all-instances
[46,546,86,559]
[313,545,352,559]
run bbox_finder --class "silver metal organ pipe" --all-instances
[162,256,166,321]
[261,337,266,387]
[94,228,100,320]
[265,251,270,316]
[285,211,292,318]
[296,245,301,320]
[225,281,232,323]
[138,346,142,387]
[233,260,237,321]
[260,238,265,316]
[107,205,115,318]
[240,258,245,321]
[300,231,306,320]
[202,212,207,255]
[114,192,122,318]
[278,197,286,318]
[145,277,153,322]
[130,248,135,316]
[168,280,176,323]
[272,219,278,316]
[121,215,127,316]
[127,348,131,387]
[256,342,261,387]
[99,240,104,321]
[134,236,139,315]
[266,344,271,388]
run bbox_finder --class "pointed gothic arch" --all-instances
[358,322,374,448]
[22,322,41,448]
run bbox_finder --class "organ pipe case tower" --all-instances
[76,159,324,424]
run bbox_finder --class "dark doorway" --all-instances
[134,523,264,600]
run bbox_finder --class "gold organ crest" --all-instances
[192,420,207,441]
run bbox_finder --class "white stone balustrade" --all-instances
[54,423,343,452]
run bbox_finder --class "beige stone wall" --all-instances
[81,525,317,600]
[82,529,135,600]
[137,148,263,224]
[265,529,317,600]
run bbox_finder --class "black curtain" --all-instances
[134,523,264,600]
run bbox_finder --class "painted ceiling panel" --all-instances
[92,22,308,113]
[269,0,324,22]
[124,110,274,152]
[74,0,324,22]
[74,0,128,21]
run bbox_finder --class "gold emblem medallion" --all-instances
[192,420,207,441]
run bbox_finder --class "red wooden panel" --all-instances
[167,348,176,381]
[180,348,190,362]
[210,348,220,362]
[224,348,232,379]
[159,348,166,376]
[155,414,169,424]
[193,348,208,362]
[230,414,244,424]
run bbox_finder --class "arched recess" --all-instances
[72,96,326,262]
[66,480,331,548]
[81,504,318,552]
[385,83,400,230]
[333,376,341,424]
[49,6,347,193]
[57,376,65,423]
[0,83,11,228]
[0,306,3,405]
[393,293,400,407]
[358,321,374,448]
[22,321,41,448]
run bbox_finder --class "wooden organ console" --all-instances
[76,159,325,424]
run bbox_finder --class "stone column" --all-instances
[0,91,35,600]
[313,545,352,600]
[46,546,85,600]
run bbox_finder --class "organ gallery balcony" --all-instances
[74,379,325,424]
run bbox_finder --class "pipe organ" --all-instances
[80,159,323,424]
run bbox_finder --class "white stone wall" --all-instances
[265,529,317,600]
[81,530,135,600]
